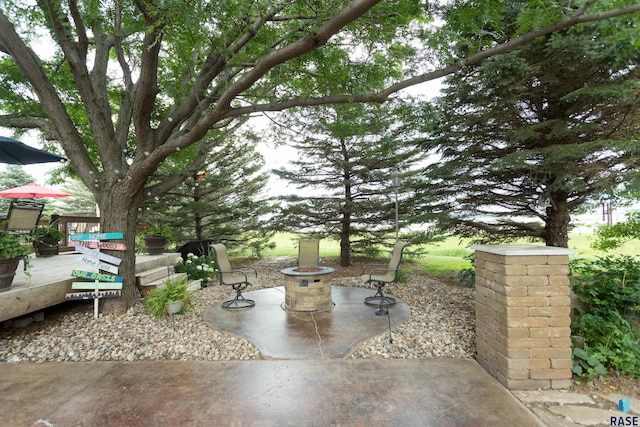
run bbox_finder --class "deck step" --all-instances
[136,266,177,286]
[134,253,181,273]
[136,271,201,297]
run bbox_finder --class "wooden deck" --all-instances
[0,252,180,323]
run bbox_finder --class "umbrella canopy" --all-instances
[0,136,67,165]
[0,183,72,199]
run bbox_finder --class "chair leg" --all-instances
[364,282,396,307]
[222,284,255,310]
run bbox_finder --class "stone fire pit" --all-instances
[280,266,335,312]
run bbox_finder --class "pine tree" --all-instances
[138,136,274,256]
[418,17,640,247]
[0,165,34,212]
[272,101,428,266]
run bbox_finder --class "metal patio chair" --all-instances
[211,243,256,309]
[361,241,410,307]
[3,200,45,271]
[4,200,44,234]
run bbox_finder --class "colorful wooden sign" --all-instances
[74,245,122,265]
[69,232,124,241]
[71,270,123,282]
[65,290,121,300]
[71,282,123,290]
[76,256,119,274]
[70,231,126,319]
[69,241,127,251]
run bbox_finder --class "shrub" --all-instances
[572,347,607,382]
[175,253,217,284]
[457,253,475,287]
[570,256,640,378]
[0,231,32,259]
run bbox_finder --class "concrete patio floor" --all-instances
[202,286,410,359]
[0,286,546,426]
[0,359,542,426]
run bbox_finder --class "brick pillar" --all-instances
[472,244,575,390]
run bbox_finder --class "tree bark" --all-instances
[96,186,144,314]
[339,217,351,267]
[544,193,570,248]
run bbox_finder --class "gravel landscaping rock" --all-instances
[0,257,475,363]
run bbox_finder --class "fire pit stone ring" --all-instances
[280,266,335,312]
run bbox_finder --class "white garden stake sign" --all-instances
[65,232,126,319]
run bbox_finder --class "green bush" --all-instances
[572,347,607,382]
[175,253,217,284]
[570,256,640,378]
[457,253,476,287]
[0,231,32,259]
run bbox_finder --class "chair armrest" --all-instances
[236,266,258,276]
[364,268,397,280]
[362,263,387,275]
[218,268,250,284]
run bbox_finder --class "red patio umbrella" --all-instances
[0,183,72,199]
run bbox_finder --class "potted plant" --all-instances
[144,276,193,319]
[32,226,64,256]
[0,231,32,291]
[137,224,176,255]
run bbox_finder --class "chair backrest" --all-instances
[211,243,233,283]
[4,200,44,234]
[298,239,320,267]
[387,241,410,280]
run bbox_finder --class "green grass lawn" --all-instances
[259,231,640,277]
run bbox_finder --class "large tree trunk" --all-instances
[340,170,352,267]
[97,186,144,314]
[544,192,570,248]
[339,228,351,267]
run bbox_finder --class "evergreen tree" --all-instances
[418,16,640,247]
[138,135,274,257]
[0,165,33,212]
[53,179,97,216]
[272,101,429,266]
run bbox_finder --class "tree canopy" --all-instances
[271,101,429,266]
[1,0,639,311]
[138,129,274,256]
[0,165,34,212]
[417,9,640,247]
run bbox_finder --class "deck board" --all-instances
[0,252,179,323]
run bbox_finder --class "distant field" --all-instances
[260,231,640,277]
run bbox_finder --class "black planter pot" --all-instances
[0,257,22,292]
[144,237,167,255]
[34,241,59,257]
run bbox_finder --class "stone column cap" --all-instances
[471,244,576,256]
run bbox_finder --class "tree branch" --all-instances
[37,0,116,173]
[156,4,284,144]
[193,0,383,135]
[0,10,97,180]
[132,0,163,151]
[377,2,640,97]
